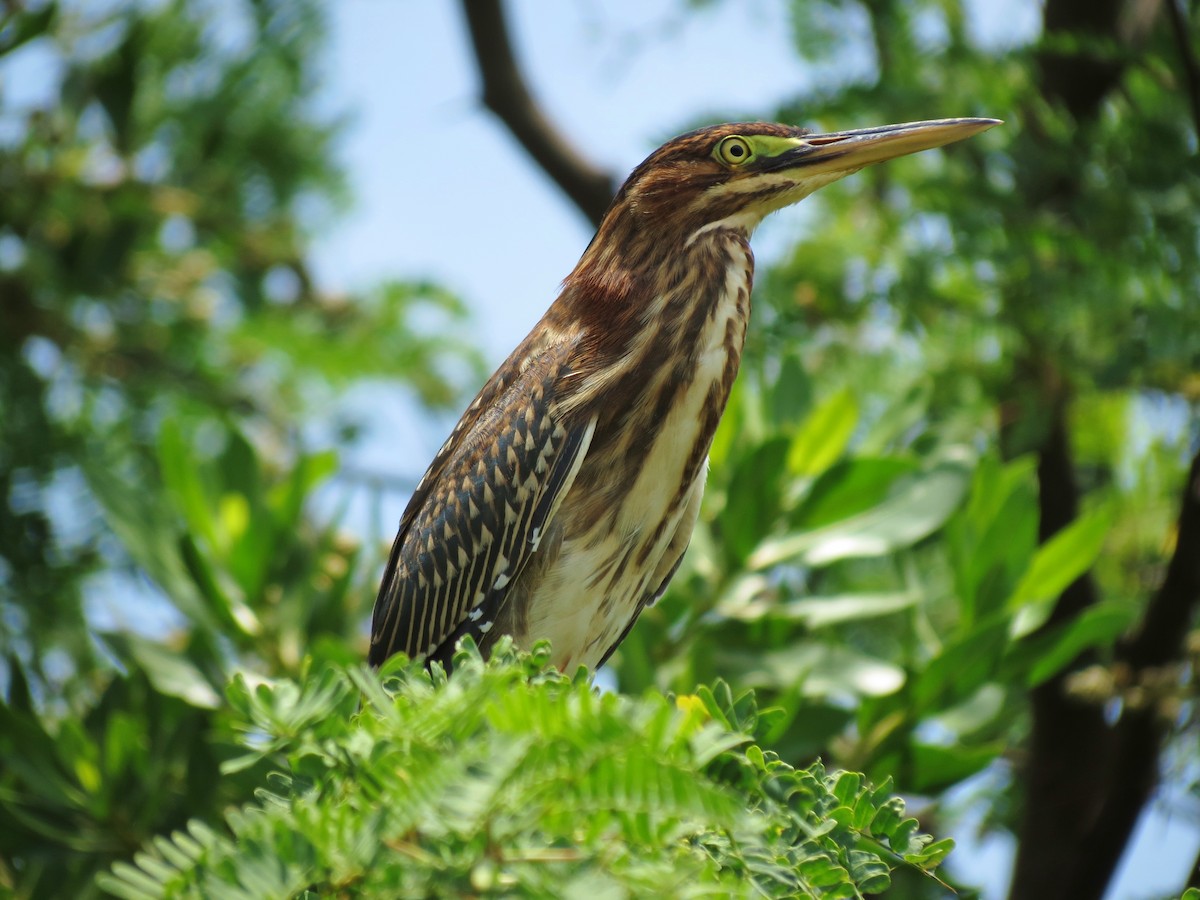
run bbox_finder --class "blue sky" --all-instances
[316,1,813,357]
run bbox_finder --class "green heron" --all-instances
[371,117,999,673]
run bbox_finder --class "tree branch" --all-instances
[1123,451,1200,670]
[1165,0,1200,146]
[1068,450,1200,897]
[457,0,618,228]
[1009,0,1181,896]
[1013,402,1111,898]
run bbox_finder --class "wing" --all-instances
[369,342,595,668]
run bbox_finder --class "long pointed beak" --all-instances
[778,117,1001,174]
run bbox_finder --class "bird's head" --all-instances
[565,116,998,320]
[604,117,1000,244]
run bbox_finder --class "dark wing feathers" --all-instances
[369,344,593,667]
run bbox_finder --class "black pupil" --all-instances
[729,143,744,157]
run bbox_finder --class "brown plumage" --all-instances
[370,117,999,673]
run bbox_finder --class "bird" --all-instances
[370,116,999,674]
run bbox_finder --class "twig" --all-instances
[458,0,617,227]
[1121,449,1200,670]
[1165,0,1200,148]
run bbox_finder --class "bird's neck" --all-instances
[560,226,754,546]
[565,221,754,347]
[559,227,754,427]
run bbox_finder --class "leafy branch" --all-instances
[100,641,954,899]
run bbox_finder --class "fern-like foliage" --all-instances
[98,640,954,898]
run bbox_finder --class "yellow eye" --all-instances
[715,136,754,166]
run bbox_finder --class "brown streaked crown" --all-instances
[609,122,810,218]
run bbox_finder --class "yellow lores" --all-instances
[370,117,1000,674]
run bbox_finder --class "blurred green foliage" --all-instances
[1,3,481,893]
[0,0,480,691]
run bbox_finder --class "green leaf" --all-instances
[101,632,222,709]
[1025,602,1137,686]
[869,798,905,837]
[859,380,932,454]
[0,703,82,811]
[786,386,858,476]
[832,771,862,805]
[5,652,34,713]
[1006,504,1114,638]
[0,4,57,57]
[912,619,1009,714]
[100,651,954,897]
[100,861,165,900]
[906,837,956,870]
[270,449,338,537]
[925,683,1006,738]
[721,436,791,563]
[766,701,855,761]
[177,534,261,638]
[847,849,891,893]
[770,591,920,627]
[81,453,221,636]
[909,741,1005,794]
[792,457,918,529]
[949,454,1039,626]
[768,353,814,427]
[751,451,973,569]
[157,418,219,551]
[229,279,481,407]
[722,643,905,699]
[694,683,733,729]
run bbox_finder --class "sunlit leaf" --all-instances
[101,632,222,710]
[1025,602,1136,686]
[1007,504,1114,638]
[721,643,905,699]
[924,683,1006,738]
[769,591,920,627]
[751,451,973,568]
[793,456,919,527]
[786,385,858,476]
